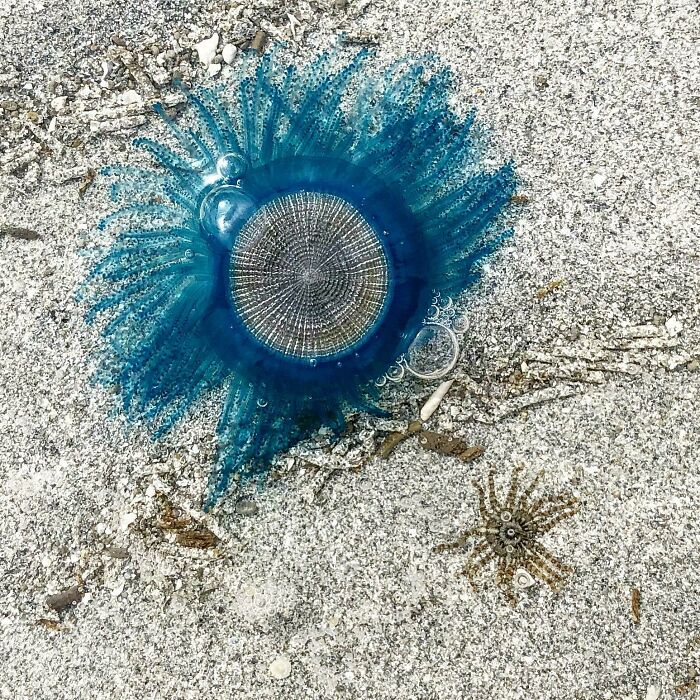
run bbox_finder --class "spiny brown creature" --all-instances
[434,463,580,605]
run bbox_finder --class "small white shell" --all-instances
[222,43,238,65]
[194,33,219,66]
[420,379,454,421]
[269,655,292,680]
[513,568,536,589]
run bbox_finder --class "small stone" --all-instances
[566,325,580,341]
[119,89,142,106]
[222,43,238,65]
[665,314,683,337]
[687,359,700,371]
[592,172,606,187]
[235,499,259,516]
[0,226,40,241]
[194,33,219,66]
[104,546,130,559]
[207,63,222,77]
[111,35,127,47]
[0,99,18,110]
[269,655,292,680]
[251,30,268,53]
[534,73,549,90]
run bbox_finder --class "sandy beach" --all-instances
[1,0,698,697]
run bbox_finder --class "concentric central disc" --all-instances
[230,191,389,359]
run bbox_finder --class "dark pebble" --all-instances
[0,227,40,241]
[46,585,83,612]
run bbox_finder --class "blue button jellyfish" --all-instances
[80,48,517,506]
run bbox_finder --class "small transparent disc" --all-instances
[405,323,460,380]
[230,191,389,359]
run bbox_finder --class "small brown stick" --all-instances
[375,420,422,459]
[631,587,641,624]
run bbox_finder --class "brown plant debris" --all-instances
[631,587,641,624]
[36,618,62,631]
[536,279,564,299]
[376,420,423,459]
[175,530,219,549]
[78,167,96,198]
[419,432,484,462]
[510,194,531,204]
[151,493,219,549]
[434,463,580,605]
[675,668,698,695]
